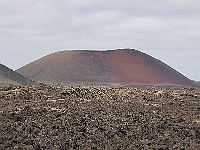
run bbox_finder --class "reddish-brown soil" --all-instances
[16,49,197,87]
[0,86,200,149]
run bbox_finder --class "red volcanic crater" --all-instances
[16,49,197,87]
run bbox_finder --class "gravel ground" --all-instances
[0,86,200,149]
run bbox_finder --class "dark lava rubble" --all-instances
[0,85,200,149]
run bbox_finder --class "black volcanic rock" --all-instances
[1,86,200,149]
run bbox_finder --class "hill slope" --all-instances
[194,81,200,86]
[0,63,36,86]
[16,49,197,87]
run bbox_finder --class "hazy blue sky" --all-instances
[0,0,200,80]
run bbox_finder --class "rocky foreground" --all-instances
[0,86,200,149]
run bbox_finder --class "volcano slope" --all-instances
[16,49,197,87]
[0,63,36,86]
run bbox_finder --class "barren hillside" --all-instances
[0,63,36,86]
[16,49,198,87]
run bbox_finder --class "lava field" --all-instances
[0,86,200,149]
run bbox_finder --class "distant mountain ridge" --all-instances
[0,63,36,86]
[16,49,198,87]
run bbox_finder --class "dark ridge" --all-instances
[0,63,37,86]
